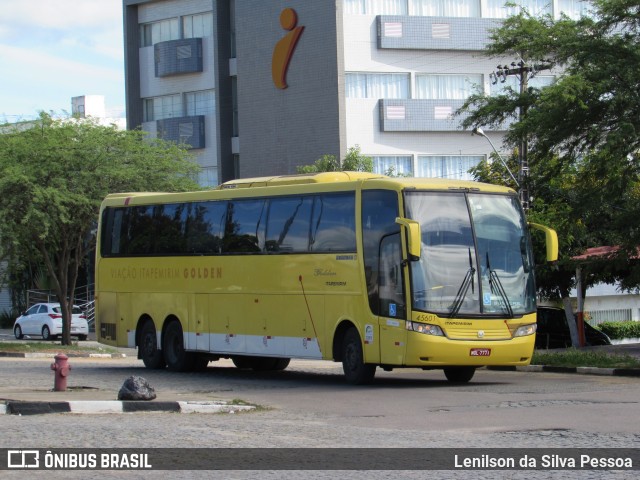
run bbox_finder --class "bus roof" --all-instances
[101,172,516,207]
[218,171,383,188]
[219,172,515,194]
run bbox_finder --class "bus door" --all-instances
[378,233,407,365]
[362,190,407,365]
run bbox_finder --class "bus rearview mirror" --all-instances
[528,222,559,262]
[395,217,421,260]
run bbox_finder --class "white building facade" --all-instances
[122,0,587,186]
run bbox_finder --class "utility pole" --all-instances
[489,60,552,211]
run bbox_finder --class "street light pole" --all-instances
[471,127,520,188]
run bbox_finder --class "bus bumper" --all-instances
[404,333,535,367]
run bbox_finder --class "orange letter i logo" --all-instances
[272,8,304,89]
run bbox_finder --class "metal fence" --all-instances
[586,308,633,325]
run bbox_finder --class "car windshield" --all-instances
[405,191,535,317]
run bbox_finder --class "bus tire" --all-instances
[443,367,475,383]
[342,327,376,385]
[140,321,166,369]
[232,356,253,369]
[163,321,195,372]
[193,354,210,372]
[271,358,291,371]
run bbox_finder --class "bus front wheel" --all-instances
[443,367,475,383]
[163,321,195,372]
[140,321,166,369]
[342,327,376,385]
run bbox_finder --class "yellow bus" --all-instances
[95,172,557,384]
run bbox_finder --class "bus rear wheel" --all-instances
[163,321,195,372]
[342,327,376,385]
[232,356,253,369]
[140,321,166,369]
[193,354,210,371]
[443,367,475,383]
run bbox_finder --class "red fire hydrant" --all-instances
[51,353,71,392]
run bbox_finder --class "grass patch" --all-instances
[0,340,120,355]
[532,348,640,369]
[227,398,269,413]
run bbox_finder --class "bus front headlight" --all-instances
[406,321,444,336]
[513,324,537,337]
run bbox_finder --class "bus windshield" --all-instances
[405,191,535,317]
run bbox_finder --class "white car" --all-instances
[13,303,89,341]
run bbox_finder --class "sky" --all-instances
[0,0,125,122]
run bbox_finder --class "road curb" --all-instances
[1,400,255,415]
[0,352,127,359]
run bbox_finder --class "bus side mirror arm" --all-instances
[528,222,559,262]
[395,217,421,261]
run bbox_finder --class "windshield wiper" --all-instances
[486,252,513,317]
[449,249,475,318]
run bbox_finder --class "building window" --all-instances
[490,75,554,95]
[345,0,408,14]
[415,74,482,100]
[143,95,182,122]
[144,91,215,122]
[140,18,179,47]
[558,0,592,19]
[183,12,213,38]
[484,0,551,18]
[416,155,483,180]
[186,90,215,116]
[346,73,409,99]
[372,156,413,175]
[410,0,480,17]
[198,166,218,188]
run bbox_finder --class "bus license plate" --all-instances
[470,348,491,357]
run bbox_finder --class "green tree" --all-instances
[0,113,200,344]
[297,145,373,173]
[458,1,640,296]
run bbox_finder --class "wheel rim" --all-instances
[167,330,182,364]
[344,341,358,373]
[42,326,50,339]
[15,326,21,338]
[142,332,156,358]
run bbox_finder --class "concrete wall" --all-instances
[233,0,345,177]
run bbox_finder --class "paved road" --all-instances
[1,355,640,476]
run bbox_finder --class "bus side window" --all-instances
[310,193,356,252]
[100,207,123,256]
[125,205,155,255]
[153,203,188,254]
[224,199,266,253]
[265,196,313,253]
[186,200,227,254]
